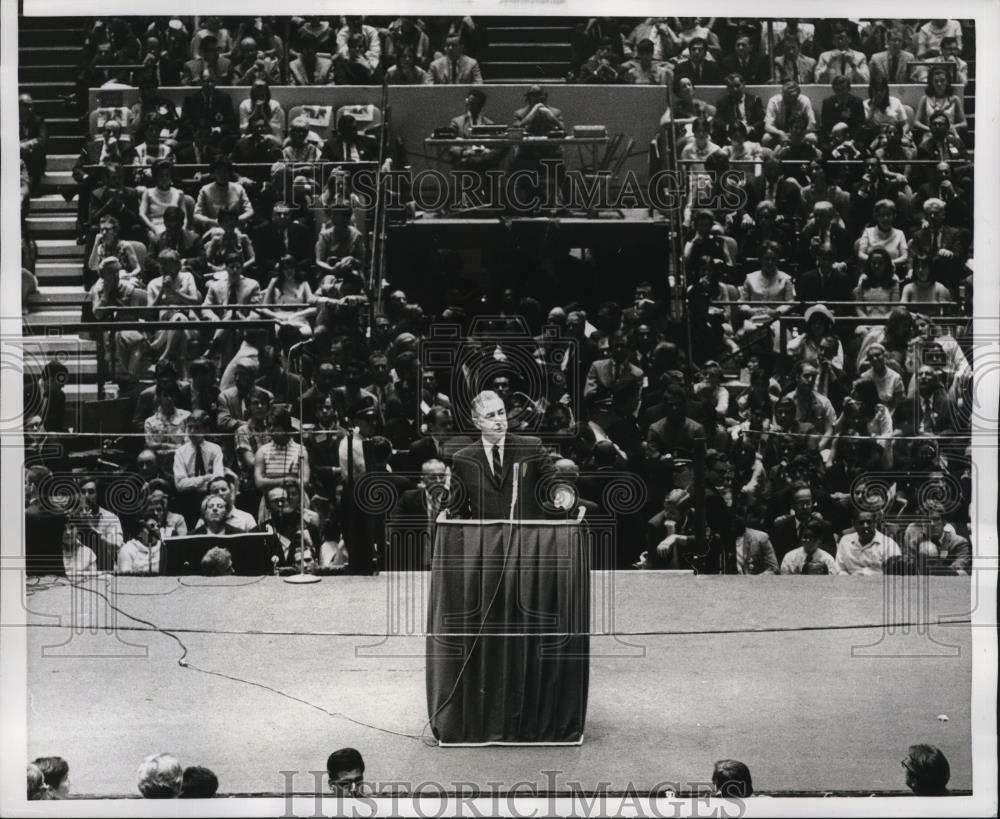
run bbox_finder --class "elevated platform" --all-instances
[21,573,972,797]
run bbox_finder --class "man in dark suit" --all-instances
[388,457,449,570]
[895,366,960,435]
[819,75,865,139]
[179,74,237,143]
[217,364,273,432]
[744,154,802,220]
[251,203,316,270]
[448,390,555,520]
[720,36,770,83]
[906,198,967,294]
[320,114,379,163]
[584,332,643,434]
[796,242,855,311]
[770,483,820,563]
[673,38,723,86]
[712,73,766,144]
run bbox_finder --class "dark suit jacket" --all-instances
[387,487,440,569]
[673,58,723,86]
[217,385,273,432]
[795,267,855,309]
[720,53,770,83]
[770,514,803,563]
[711,92,766,143]
[251,219,315,267]
[449,434,555,520]
[820,94,865,136]
[745,174,802,219]
[320,134,379,163]
[179,91,237,136]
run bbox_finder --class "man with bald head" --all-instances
[448,391,555,519]
[389,458,450,569]
[545,458,599,520]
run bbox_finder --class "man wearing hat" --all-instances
[429,34,483,84]
[193,155,253,231]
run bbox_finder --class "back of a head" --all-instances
[200,547,233,577]
[179,765,219,798]
[592,439,617,468]
[137,753,183,798]
[33,756,69,793]
[905,744,950,795]
[712,759,753,798]
[327,747,365,779]
[27,764,50,800]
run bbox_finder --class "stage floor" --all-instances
[22,573,972,797]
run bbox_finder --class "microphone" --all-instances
[509,462,521,521]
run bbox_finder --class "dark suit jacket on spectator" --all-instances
[180,90,238,137]
[820,93,865,136]
[720,53,771,83]
[711,92,767,143]
[673,58,723,86]
[251,219,315,267]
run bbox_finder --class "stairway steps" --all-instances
[19,80,76,100]
[488,43,572,61]
[35,239,85,260]
[29,194,77,212]
[29,285,86,306]
[34,261,83,285]
[26,98,75,118]
[26,214,77,236]
[24,355,99,378]
[485,61,569,79]
[19,28,87,47]
[46,134,85,154]
[20,64,83,83]
[47,154,78,172]
[487,26,576,44]
[19,46,80,66]
[23,308,83,331]
[10,334,97,357]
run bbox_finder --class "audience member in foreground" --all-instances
[137,752,183,798]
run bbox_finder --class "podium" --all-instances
[426,519,590,746]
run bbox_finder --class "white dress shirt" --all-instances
[835,530,901,575]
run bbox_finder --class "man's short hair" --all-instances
[466,88,486,106]
[33,756,69,792]
[471,390,502,419]
[688,36,707,49]
[179,765,219,798]
[199,548,233,578]
[636,38,655,55]
[904,744,950,794]
[137,753,183,798]
[712,759,753,798]
[326,748,365,778]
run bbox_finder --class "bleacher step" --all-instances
[48,154,79,172]
[36,239,85,260]
[23,355,99,378]
[22,309,82,331]
[34,261,83,284]
[11,335,96,356]
[30,194,77,212]
[19,28,88,48]
[25,214,77,236]
[29,285,86,306]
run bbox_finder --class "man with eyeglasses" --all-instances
[901,744,951,795]
[326,747,365,796]
[780,517,841,575]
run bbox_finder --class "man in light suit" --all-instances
[447,391,555,520]
[203,256,262,371]
[734,517,779,574]
[869,29,917,83]
[429,35,483,85]
[289,32,335,86]
[181,35,232,85]
[771,34,816,84]
[815,25,870,84]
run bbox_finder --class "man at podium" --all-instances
[448,390,555,519]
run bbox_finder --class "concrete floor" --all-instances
[22,573,972,796]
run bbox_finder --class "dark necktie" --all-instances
[931,230,940,255]
[840,53,848,76]
[491,444,502,478]
[229,283,239,315]
[888,55,898,81]
[193,443,206,476]
[450,61,457,83]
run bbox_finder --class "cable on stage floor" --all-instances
[63,579,427,742]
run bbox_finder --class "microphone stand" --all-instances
[284,389,320,584]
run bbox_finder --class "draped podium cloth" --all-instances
[426,520,590,745]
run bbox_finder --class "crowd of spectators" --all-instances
[568,17,973,87]
[27,744,956,798]
[20,16,974,579]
